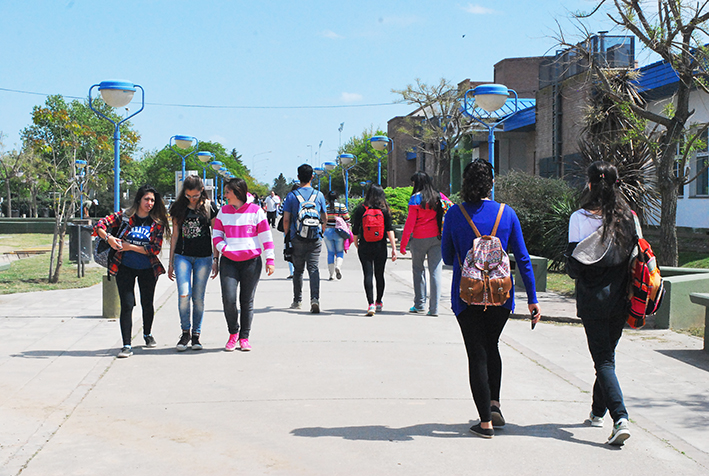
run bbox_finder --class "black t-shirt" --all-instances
[175,201,219,257]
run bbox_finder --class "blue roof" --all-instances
[461,97,535,122]
[632,59,680,100]
[505,104,536,131]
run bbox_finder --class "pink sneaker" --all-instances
[225,334,239,351]
[239,338,252,351]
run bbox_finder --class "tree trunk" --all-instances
[4,180,11,217]
[658,178,678,266]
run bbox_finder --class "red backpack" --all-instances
[362,207,385,242]
[627,212,665,329]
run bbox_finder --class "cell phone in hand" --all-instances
[531,308,539,330]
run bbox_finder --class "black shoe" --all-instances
[191,333,203,351]
[491,405,506,428]
[117,346,133,358]
[176,331,190,352]
[144,335,157,348]
[469,423,494,439]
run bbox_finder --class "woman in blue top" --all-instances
[441,159,541,438]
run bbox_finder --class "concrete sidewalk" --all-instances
[0,233,707,475]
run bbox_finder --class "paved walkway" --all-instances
[0,233,707,475]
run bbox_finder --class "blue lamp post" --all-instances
[210,160,223,202]
[323,161,337,191]
[219,167,228,201]
[89,80,145,212]
[170,135,199,185]
[75,160,87,219]
[313,167,325,190]
[197,151,213,183]
[463,84,519,200]
[368,136,392,186]
[359,180,371,198]
[337,153,357,208]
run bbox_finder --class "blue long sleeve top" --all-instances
[441,200,538,316]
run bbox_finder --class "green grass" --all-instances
[546,271,575,296]
[0,248,103,294]
[0,233,56,250]
[679,252,709,268]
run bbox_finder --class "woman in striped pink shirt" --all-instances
[213,178,275,352]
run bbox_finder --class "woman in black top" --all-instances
[351,184,397,316]
[168,176,219,351]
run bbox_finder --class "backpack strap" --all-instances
[295,189,305,203]
[490,204,506,237]
[459,205,481,238]
[631,210,643,239]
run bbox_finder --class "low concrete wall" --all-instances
[510,254,547,293]
[654,267,709,330]
[0,218,56,234]
[688,293,709,352]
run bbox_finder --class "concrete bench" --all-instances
[653,267,709,330]
[688,292,709,353]
[0,262,10,272]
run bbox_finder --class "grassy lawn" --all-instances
[0,233,56,250]
[0,248,103,294]
[546,271,575,296]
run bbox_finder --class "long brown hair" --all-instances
[125,184,171,239]
[169,175,209,226]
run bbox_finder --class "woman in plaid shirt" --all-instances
[95,185,171,359]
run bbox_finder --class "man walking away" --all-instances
[282,164,328,313]
[264,190,281,227]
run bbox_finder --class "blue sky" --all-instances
[0,0,626,183]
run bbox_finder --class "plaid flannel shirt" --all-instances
[94,211,166,278]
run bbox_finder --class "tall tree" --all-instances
[392,78,470,192]
[0,133,29,217]
[570,0,709,265]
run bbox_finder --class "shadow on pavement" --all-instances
[656,349,709,373]
[11,347,229,358]
[291,421,609,448]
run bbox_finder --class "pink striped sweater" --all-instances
[213,202,275,266]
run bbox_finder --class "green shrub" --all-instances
[495,171,578,268]
[346,186,412,225]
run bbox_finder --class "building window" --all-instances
[696,153,709,196]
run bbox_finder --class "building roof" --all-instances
[461,97,536,130]
[632,58,680,100]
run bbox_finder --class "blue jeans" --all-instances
[220,255,262,338]
[174,254,212,334]
[582,314,629,423]
[323,228,345,264]
[292,236,322,302]
[409,236,442,314]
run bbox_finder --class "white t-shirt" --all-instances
[568,209,603,243]
[264,195,281,212]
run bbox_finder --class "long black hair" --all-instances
[580,161,634,247]
[125,184,171,238]
[410,171,439,209]
[461,159,494,203]
[169,175,209,226]
[363,184,390,213]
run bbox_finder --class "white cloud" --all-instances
[322,30,343,40]
[340,92,363,103]
[462,4,498,15]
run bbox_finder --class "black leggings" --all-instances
[456,305,510,422]
[115,265,158,346]
[357,242,387,305]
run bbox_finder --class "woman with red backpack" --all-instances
[565,161,636,446]
[351,184,397,316]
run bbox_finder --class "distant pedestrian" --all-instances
[323,190,350,280]
[400,171,448,316]
[168,175,219,352]
[441,159,540,438]
[213,178,275,352]
[281,183,299,279]
[94,185,171,359]
[351,184,397,316]
[566,161,635,446]
[264,190,281,227]
[282,164,328,313]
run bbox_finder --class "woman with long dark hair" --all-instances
[441,160,540,438]
[323,190,350,280]
[213,178,275,352]
[94,185,171,358]
[566,161,635,446]
[351,184,397,315]
[168,175,219,352]
[400,171,448,316]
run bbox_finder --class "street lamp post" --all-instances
[337,153,357,208]
[75,159,87,278]
[251,150,272,179]
[463,84,519,200]
[313,167,325,190]
[197,151,214,183]
[368,136,393,186]
[89,80,145,212]
[359,180,371,198]
[323,161,336,191]
[170,135,199,186]
[219,167,228,201]
[210,161,223,202]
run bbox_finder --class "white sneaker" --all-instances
[607,418,630,445]
[586,411,604,427]
[290,301,302,309]
[366,304,376,316]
